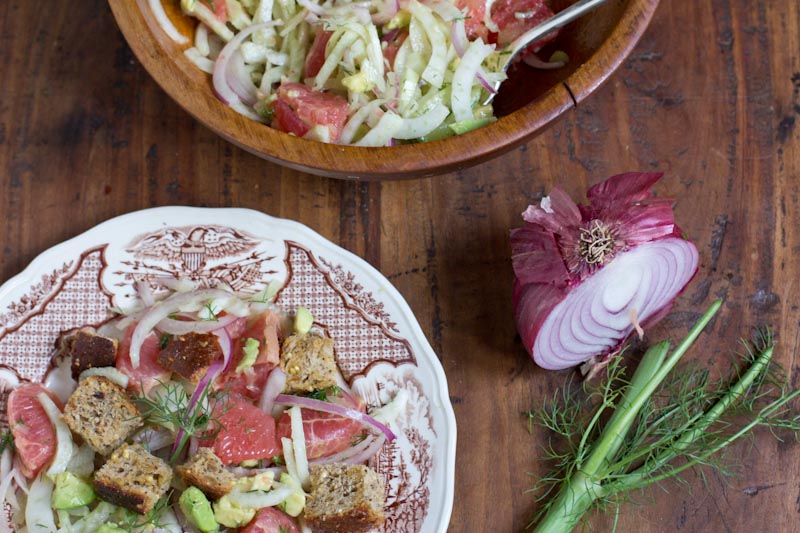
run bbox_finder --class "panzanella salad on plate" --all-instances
[2,282,406,532]
[0,207,455,533]
[150,0,561,144]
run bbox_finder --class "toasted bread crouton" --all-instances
[157,332,222,383]
[280,333,338,394]
[176,447,236,500]
[93,443,172,514]
[63,375,142,455]
[58,328,119,379]
[304,463,386,533]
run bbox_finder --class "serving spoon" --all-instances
[485,0,613,103]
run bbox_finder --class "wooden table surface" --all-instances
[1,1,799,531]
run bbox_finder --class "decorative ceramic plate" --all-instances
[0,206,456,532]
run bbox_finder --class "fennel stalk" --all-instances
[528,300,800,532]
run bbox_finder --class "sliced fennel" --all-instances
[181,0,508,144]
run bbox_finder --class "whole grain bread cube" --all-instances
[176,447,236,500]
[157,332,222,383]
[63,375,142,455]
[279,333,338,394]
[304,463,386,533]
[93,443,173,514]
[57,328,119,379]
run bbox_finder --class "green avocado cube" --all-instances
[180,486,220,533]
[51,472,95,510]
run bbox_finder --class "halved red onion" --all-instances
[274,394,396,441]
[511,173,699,371]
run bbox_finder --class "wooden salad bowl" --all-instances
[109,0,661,180]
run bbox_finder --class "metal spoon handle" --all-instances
[506,0,612,64]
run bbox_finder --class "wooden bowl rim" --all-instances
[108,0,660,180]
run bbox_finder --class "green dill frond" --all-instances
[132,379,227,464]
[0,430,14,454]
[308,386,341,402]
[118,491,173,531]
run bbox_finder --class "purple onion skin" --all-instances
[511,172,699,369]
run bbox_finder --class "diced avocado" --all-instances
[278,473,306,517]
[51,472,95,510]
[96,525,127,533]
[213,494,256,528]
[449,117,495,136]
[235,337,261,374]
[549,50,569,64]
[180,487,219,533]
[293,307,313,335]
[342,71,374,93]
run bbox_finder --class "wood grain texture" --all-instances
[1,0,799,532]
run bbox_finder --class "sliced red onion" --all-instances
[259,367,287,415]
[372,0,399,24]
[274,394,396,441]
[157,313,239,336]
[312,434,387,465]
[148,0,189,45]
[129,288,240,368]
[134,428,175,453]
[172,360,223,457]
[511,173,699,371]
[226,50,259,106]
[450,17,469,57]
[476,70,496,94]
[213,22,279,106]
[213,328,233,372]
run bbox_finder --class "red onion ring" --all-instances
[274,394,396,441]
[212,22,279,106]
[226,51,259,106]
